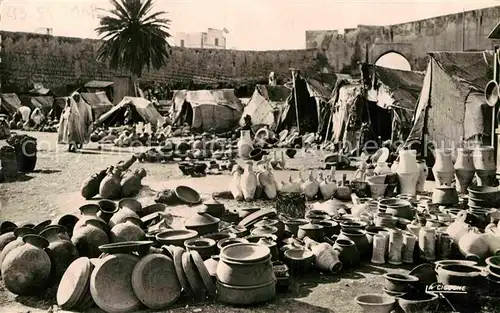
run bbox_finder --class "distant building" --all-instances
[176,28,227,49]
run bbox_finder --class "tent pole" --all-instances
[492,47,498,147]
[290,68,301,134]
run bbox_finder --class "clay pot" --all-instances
[332,238,360,269]
[304,238,342,274]
[397,292,439,313]
[33,219,52,234]
[397,150,419,196]
[109,199,142,228]
[71,219,110,258]
[184,237,217,260]
[237,130,254,159]
[257,237,279,261]
[315,220,339,237]
[368,183,388,199]
[284,248,315,274]
[458,227,489,261]
[97,199,118,223]
[0,227,36,267]
[455,148,475,193]
[378,198,414,220]
[0,231,16,252]
[220,225,249,238]
[374,162,392,175]
[297,223,324,241]
[40,225,79,283]
[432,184,459,205]
[370,233,387,264]
[432,148,455,186]
[338,229,370,260]
[254,218,284,238]
[251,225,279,237]
[198,198,225,219]
[383,273,419,293]
[217,237,249,252]
[283,219,309,236]
[1,235,51,295]
[418,226,436,262]
[436,264,484,288]
[185,212,220,236]
[340,220,368,231]
[51,215,79,238]
[74,204,108,232]
[355,294,395,313]
[110,217,146,243]
[473,146,495,170]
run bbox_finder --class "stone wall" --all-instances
[0,31,321,92]
[306,5,500,71]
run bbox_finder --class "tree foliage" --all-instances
[95,0,172,77]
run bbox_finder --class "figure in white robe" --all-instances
[31,108,44,127]
[18,106,31,122]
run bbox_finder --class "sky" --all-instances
[1,0,499,50]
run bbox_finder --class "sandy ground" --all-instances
[0,132,498,313]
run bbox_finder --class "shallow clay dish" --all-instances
[238,209,277,228]
[190,250,216,295]
[90,253,141,313]
[182,252,206,297]
[141,203,166,217]
[175,186,202,204]
[98,241,153,256]
[156,229,198,246]
[170,246,192,295]
[220,243,271,263]
[57,257,92,310]
[131,253,181,310]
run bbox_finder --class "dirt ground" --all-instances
[0,132,498,313]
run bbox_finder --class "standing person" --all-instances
[58,98,82,152]
[72,92,93,149]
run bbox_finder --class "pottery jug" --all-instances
[109,200,141,229]
[397,150,419,196]
[402,232,417,263]
[388,229,404,265]
[458,227,489,261]
[374,162,392,176]
[1,235,51,295]
[473,146,495,170]
[432,148,455,186]
[454,148,475,193]
[99,166,122,199]
[418,226,436,262]
[237,130,253,159]
[301,170,320,200]
[74,204,108,233]
[40,225,79,283]
[110,217,146,243]
[0,227,36,267]
[304,238,342,273]
[71,219,109,258]
[333,239,360,268]
[416,159,429,193]
[240,162,258,201]
[121,168,147,198]
[338,229,370,260]
[370,234,387,264]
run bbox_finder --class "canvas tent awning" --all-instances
[406,51,494,149]
[95,97,164,127]
[0,93,22,116]
[240,85,291,127]
[84,80,114,88]
[80,92,114,119]
[27,96,54,115]
[172,89,243,132]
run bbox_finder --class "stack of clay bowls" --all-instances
[467,186,500,217]
[216,243,276,305]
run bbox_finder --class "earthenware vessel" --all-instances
[51,215,80,237]
[0,231,16,252]
[432,183,459,205]
[304,237,342,273]
[203,232,237,246]
[109,199,142,228]
[40,225,79,283]
[74,204,107,232]
[371,234,387,264]
[383,273,419,292]
[402,232,417,264]
[435,264,484,288]
[237,130,253,159]
[184,237,217,260]
[220,224,249,238]
[388,229,404,265]
[204,255,219,278]
[1,235,51,295]
[284,248,315,275]
[391,160,399,173]
[458,227,489,261]
[0,227,36,267]
[374,162,392,176]
[251,225,279,237]
[71,219,110,258]
[254,218,284,238]
[333,238,360,268]
[315,220,339,237]
[397,292,439,313]
[297,223,324,241]
[473,146,495,170]
[368,183,388,199]
[185,212,220,236]
[355,294,395,313]
[418,226,436,261]
[397,150,419,196]
[338,229,370,259]
[156,229,198,247]
[198,198,225,218]
[96,199,118,224]
[110,217,145,243]
[216,279,276,305]
[432,148,454,186]
[454,148,475,193]
[0,221,18,234]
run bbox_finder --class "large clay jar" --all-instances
[458,227,489,261]
[40,225,79,283]
[110,217,145,243]
[0,227,36,266]
[332,238,360,268]
[237,130,253,159]
[109,199,141,229]
[454,148,475,194]
[396,150,419,196]
[416,159,429,193]
[338,229,370,260]
[0,231,16,252]
[239,162,258,201]
[432,148,455,186]
[1,235,51,295]
[74,204,108,233]
[473,146,495,170]
[71,219,109,258]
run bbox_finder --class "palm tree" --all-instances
[95,0,171,92]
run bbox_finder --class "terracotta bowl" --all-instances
[98,241,153,256]
[486,256,500,275]
[141,203,166,217]
[468,186,500,202]
[355,294,395,313]
[383,273,419,292]
[175,186,201,205]
[220,243,271,263]
[217,237,249,251]
[283,248,315,274]
[184,237,217,260]
[396,292,438,313]
[156,229,198,247]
